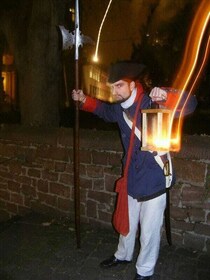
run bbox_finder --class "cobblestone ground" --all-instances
[0,213,209,280]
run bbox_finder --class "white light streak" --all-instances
[93,0,113,63]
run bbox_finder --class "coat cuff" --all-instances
[81,96,97,112]
[157,88,180,109]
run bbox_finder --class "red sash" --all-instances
[113,86,144,236]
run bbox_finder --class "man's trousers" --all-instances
[114,193,166,277]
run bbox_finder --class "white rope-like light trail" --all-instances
[93,0,113,62]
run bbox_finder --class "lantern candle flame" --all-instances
[141,109,177,152]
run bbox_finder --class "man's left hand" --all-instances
[149,87,167,102]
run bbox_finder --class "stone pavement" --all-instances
[0,213,209,280]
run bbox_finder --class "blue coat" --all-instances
[82,89,197,201]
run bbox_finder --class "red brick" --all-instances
[171,220,195,232]
[80,150,91,164]
[80,177,92,189]
[0,170,14,180]
[16,175,32,185]
[18,205,31,216]
[50,147,68,161]
[0,182,8,190]
[0,144,16,158]
[0,200,6,209]
[58,130,73,147]
[60,173,73,185]
[37,179,49,192]
[70,186,75,200]
[65,162,73,174]
[11,193,24,205]
[55,162,66,172]
[88,190,113,205]
[108,152,122,166]
[171,206,188,221]
[40,159,54,171]
[21,167,27,176]
[42,170,58,181]
[79,164,86,176]
[207,212,210,225]
[170,185,182,206]
[81,203,86,216]
[57,197,71,211]
[0,175,8,184]
[28,168,41,178]
[188,208,205,223]
[67,148,73,162]
[93,179,104,191]
[31,200,58,216]
[182,186,206,207]
[80,188,88,203]
[0,164,8,172]
[37,146,68,161]
[207,239,210,252]
[86,165,103,178]
[174,159,206,185]
[203,192,210,210]
[8,181,21,193]
[6,202,17,214]
[98,210,112,223]
[98,195,115,212]
[194,223,210,236]
[21,184,37,197]
[24,196,32,207]
[92,151,108,165]
[9,162,23,175]
[24,148,37,163]
[0,189,10,200]
[104,166,122,176]
[49,182,70,198]
[104,174,117,192]
[38,192,57,206]
[86,200,97,218]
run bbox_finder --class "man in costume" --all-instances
[72,61,197,280]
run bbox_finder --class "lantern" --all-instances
[141,108,174,152]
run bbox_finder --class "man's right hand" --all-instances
[72,89,86,104]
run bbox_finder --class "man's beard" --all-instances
[112,96,129,104]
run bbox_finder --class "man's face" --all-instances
[110,80,135,103]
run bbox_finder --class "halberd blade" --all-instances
[59,25,75,50]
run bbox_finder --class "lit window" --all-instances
[69,8,75,22]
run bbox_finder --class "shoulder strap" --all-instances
[123,112,141,140]
[124,92,144,175]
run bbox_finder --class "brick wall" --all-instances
[0,126,209,253]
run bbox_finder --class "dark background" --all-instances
[0,0,209,135]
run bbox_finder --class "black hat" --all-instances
[108,61,146,83]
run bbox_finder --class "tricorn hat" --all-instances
[108,61,146,83]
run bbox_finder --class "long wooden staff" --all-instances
[74,0,81,249]
[59,0,93,249]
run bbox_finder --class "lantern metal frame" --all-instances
[141,108,173,152]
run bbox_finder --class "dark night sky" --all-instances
[82,0,199,66]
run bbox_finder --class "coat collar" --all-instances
[120,83,144,109]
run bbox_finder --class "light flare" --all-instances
[145,0,210,152]
[92,0,113,63]
[168,0,210,151]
